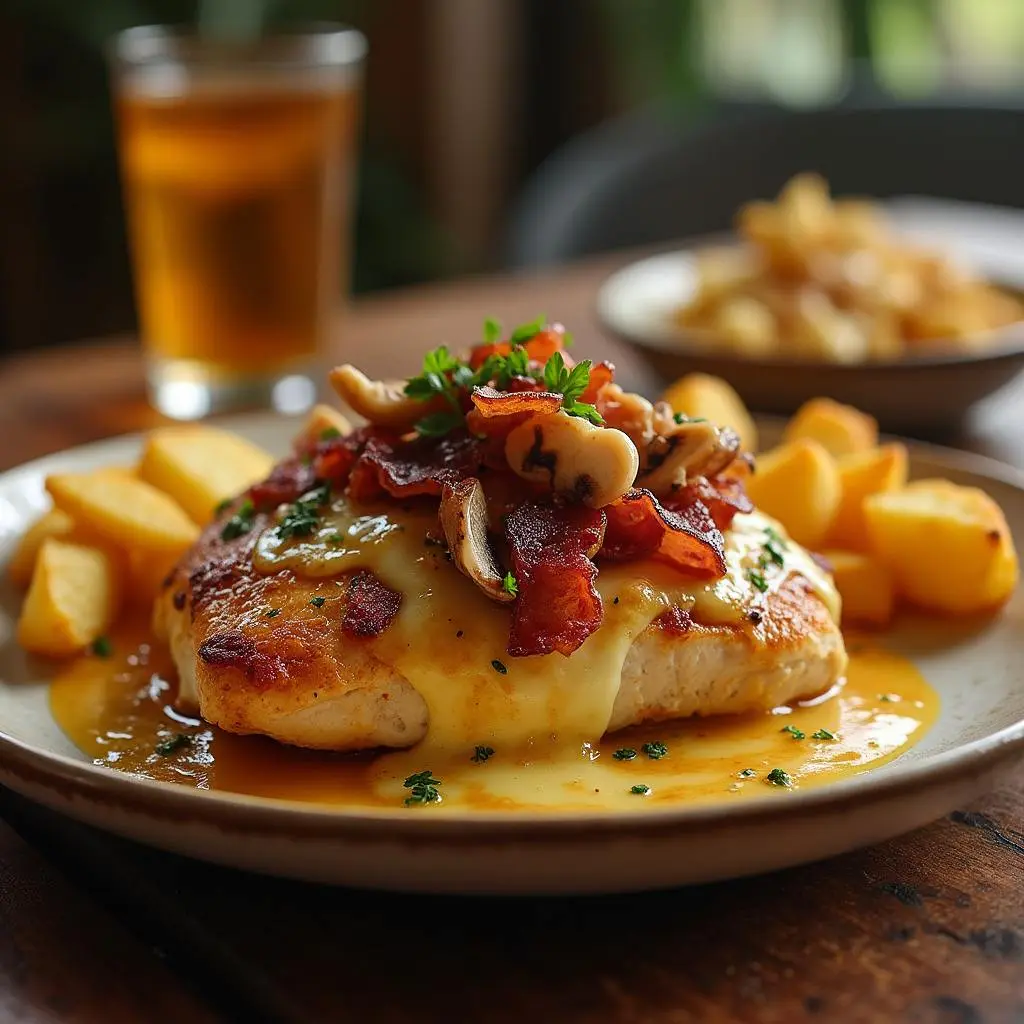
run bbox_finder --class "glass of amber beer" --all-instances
[110,25,365,418]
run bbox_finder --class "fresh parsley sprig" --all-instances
[543,352,603,424]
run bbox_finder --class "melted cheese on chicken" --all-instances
[252,498,839,752]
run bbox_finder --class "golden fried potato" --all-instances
[660,373,758,452]
[139,426,274,525]
[864,480,1019,614]
[827,444,909,552]
[823,550,894,627]
[784,397,878,458]
[47,469,198,554]
[293,404,354,450]
[16,539,122,657]
[744,439,840,549]
[8,508,76,588]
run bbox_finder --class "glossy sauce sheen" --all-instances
[50,619,938,813]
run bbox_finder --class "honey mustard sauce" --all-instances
[50,615,939,813]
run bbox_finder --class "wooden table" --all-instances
[1,255,1023,1023]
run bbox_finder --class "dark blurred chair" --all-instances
[505,98,1024,268]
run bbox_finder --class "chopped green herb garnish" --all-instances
[266,608,281,618]
[781,724,805,740]
[879,694,898,703]
[501,572,518,597]
[630,784,652,796]
[403,770,442,806]
[90,635,112,658]
[762,539,786,567]
[737,768,757,778]
[747,568,768,593]
[491,659,508,675]
[221,499,255,540]
[765,768,793,788]
[641,741,668,760]
[276,485,330,541]
[613,748,637,761]
[155,733,191,757]
[482,316,502,343]
[213,497,233,516]
[471,745,495,763]
[319,427,342,441]
[508,314,546,345]
[542,351,603,424]
[812,728,837,741]
[764,526,788,550]
[673,412,707,424]
[309,596,326,608]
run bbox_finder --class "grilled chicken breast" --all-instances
[155,502,846,752]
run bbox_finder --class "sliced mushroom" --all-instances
[505,411,639,509]
[328,365,442,431]
[597,384,656,450]
[639,420,742,494]
[439,478,514,603]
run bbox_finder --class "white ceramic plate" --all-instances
[0,414,1022,895]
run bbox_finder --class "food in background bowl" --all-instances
[676,174,1024,363]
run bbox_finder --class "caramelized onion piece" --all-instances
[439,478,514,603]
[505,502,606,657]
[504,411,639,509]
[601,488,726,578]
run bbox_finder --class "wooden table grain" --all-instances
[0,255,1023,1024]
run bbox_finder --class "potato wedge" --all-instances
[745,439,840,549]
[827,444,909,551]
[864,480,1019,614]
[139,426,274,525]
[784,398,878,458]
[47,469,199,554]
[297,403,353,445]
[822,550,894,626]
[17,539,122,657]
[660,373,758,452]
[8,508,76,588]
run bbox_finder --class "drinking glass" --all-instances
[110,24,365,419]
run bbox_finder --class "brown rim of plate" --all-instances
[1,437,1022,844]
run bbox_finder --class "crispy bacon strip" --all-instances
[306,425,381,488]
[670,475,754,531]
[601,488,726,577]
[505,502,606,657]
[248,458,318,511]
[342,571,402,638]
[470,385,562,418]
[347,430,486,501]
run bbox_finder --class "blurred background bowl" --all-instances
[596,199,1024,434]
